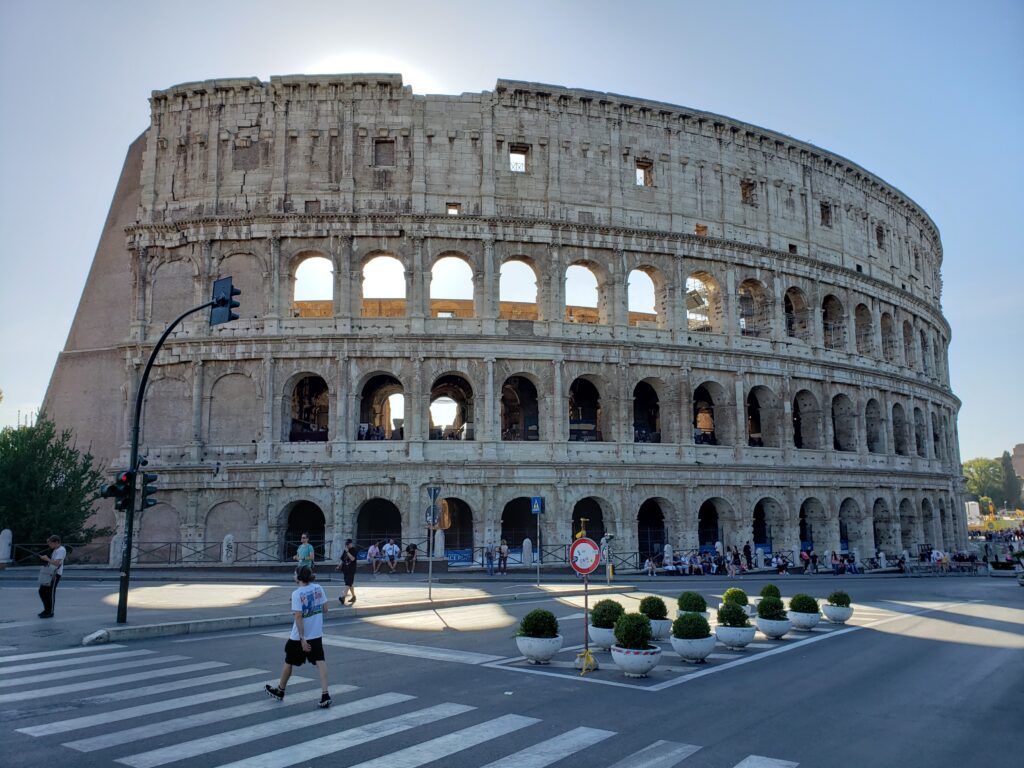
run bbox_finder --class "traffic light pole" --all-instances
[116,300,217,624]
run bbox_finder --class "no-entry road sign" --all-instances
[570,537,601,575]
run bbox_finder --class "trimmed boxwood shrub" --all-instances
[757,596,787,620]
[672,612,711,639]
[827,591,851,608]
[518,609,559,638]
[614,612,652,649]
[639,595,668,621]
[723,587,749,607]
[760,583,781,600]
[677,591,707,613]
[789,593,820,614]
[591,599,625,629]
[717,602,750,628]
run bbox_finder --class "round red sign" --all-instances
[569,537,601,575]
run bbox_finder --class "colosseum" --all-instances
[43,74,966,568]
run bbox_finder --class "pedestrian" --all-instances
[293,532,315,577]
[265,566,332,709]
[743,541,753,570]
[37,535,66,618]
[498,539,509,575]
[367,540,382,574]
[336,539,358,605]
[383,538,400,573]
[600,534,615,585]
[484,541,496,576]
[810,550,819,574]
[800,549,810,574]
[831,550,841,575]
[404,541,418,573]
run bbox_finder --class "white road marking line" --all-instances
[605,740,702,768]
[478,726,615,768]
[707,653,741,660]
[84,668,267,704]
[64,684,354,752]
[5,654,191,686]
[2,649,155,674]
[346,713,539,768]
[733,755,799,767]
[206,702,475,768]
[294,632,505,665]
[745,643,776,648]
[116,691,417,768]
[0,661,226,704]
[0,644,126,664]
[17,677,314,736]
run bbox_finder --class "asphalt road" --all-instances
[2,575,1020,768]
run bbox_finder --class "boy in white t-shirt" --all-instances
[265,566,332,708]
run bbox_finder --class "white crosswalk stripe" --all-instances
[83,668,267,704]
[5,654,191,686]
[479,725,615,768]
[606,740,703,768]
[2,649,155,674]
[0,643,127,664]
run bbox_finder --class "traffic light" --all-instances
[210,276,241,325]
[140,472,159,509]
[100,470,135,511]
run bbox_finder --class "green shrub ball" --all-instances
[614,612,653,650]
[827,591,851,607]
[591,599,625,629]
[759,583,781,600]
[672,612,711,639]
[519,609,559,638]
[677,591,707,613]
[789,593,820,614]
[639,595,668,620]
[717,602,750,627]
[723,587,749,606]
[757,596,787,620]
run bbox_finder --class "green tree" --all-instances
[963,457,1005,508]
[1000,451,1022,510]
[0,415,109,545]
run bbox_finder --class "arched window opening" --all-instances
[913,408,927,458]
[361,255,406,318]
[441,497,474,552]
[627,268,658,326]
[746,386,779,447]
[697,501,720,552]
[902,320,915,368]
[865,399,884,453]
[637,500,666,560]
[892,403,910,456]
[569,378,603,442]
[685,272,720,333]
[285,501,326,560]
[501,376,540,441]
[500,498,535,553]
[753,501,769,552]
[499,259,538,320]
[931,412,943,460]
[429,375,474,440]
[855,303,874,356]
[355,499,402,551]
[358,374,405,440]
[290,376,329,442]
[633,381,661,443]
[293,256,334,318]
[831,394,856,452]
[572,498,605,543]
[792,389,821,449]
[799,498,825,552]
[919,330,932,374]
[738,279,770,337]
[692,384,725,445]
[881,313,897,362]
[838,499,860,553]
[565,263,601,324]
[430,256,475,318]
[822,295,845,350]
[784,287,812,342]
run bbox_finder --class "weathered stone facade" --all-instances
[43,75,965,564]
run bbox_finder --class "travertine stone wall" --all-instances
[44,75,965,564]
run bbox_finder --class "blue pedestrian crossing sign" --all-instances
[531,496,544,515]
[427,486,441,504]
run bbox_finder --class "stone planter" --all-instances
[715,624,756,650]
[677,610,711,621]
[648,618,672,640]
[670,634,717,662]
[610,644,663,677]
[515,634,563,665]
[821,604,854,624]
[755,617,791,639]
[788,610,821,630]
[587,625,617,650]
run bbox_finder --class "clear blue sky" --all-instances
[1,0,1020,461]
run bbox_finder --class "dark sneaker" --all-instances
[319,692,332,709]
[265,685,284,701]
[39,612,53,618]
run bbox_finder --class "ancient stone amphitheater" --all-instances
[44,74,965,567]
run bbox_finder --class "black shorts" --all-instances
[284,637,325,666]
[342,569,355,587]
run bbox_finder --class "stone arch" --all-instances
[501,374,541,441]
[684,270,723,333]
[361,253,406,318]
[784,286,813,342]
[913,407,927,457]
[627,265,665,328]
[637,498,667,559]
[571,497,609,543]
[208,373,260,445]
[358,372,406,440]
[568,376,607,442]
[564,260,608,324]
[693,380,733,446]
[899,497,919,553]
[838,497,865,554]
[430,253,475,318]
[792,389,822,449]
[892,403,910,456]
[355,498,402,550]
[149,256,197,327]
[205,501,252,546]
[440,496,474,551]
[930,411,943,460]
[288,374,330,442]
[746,385,781,447]
[499,257,540,320]
[633,379,662,442]
[831,393,857,452]
[902,319,916,367]
[141,376,191,448]
[799,497,828,552]
[865,398,884,454]
[854,303,874,356]
[738,278,771,337]
[696,497,735,551]
[282,500,326,559]
[216,252,267,319]
[500,497,535,550]
[919,329,932,375]
[881,312,897,362]
[291,252,334,317]
[752,497,786,555]
[821,294,846,350]
[429,373,475,440]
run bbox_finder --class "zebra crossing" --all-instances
[2,643,800,768]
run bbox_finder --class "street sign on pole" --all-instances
[531,496,543,514]
[570,537,601,575]
[427,486,441,504]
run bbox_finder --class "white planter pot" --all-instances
[755,617,792,639]
[515,634,563,665]
[677,609,710,621]
[648,618,672,640]
[587,625,617,650]
[610,644,663,677]
[788,610,821,630]
[715,624,756,650]
[670,634,717,662]
[822,604,854,624]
